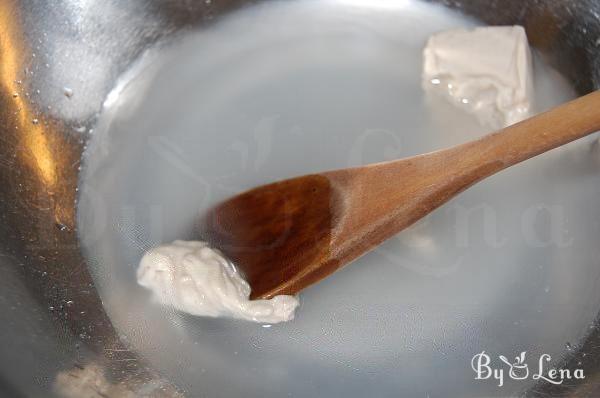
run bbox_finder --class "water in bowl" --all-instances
[78,1,600,396]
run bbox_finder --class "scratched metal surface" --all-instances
[0,0,598,397]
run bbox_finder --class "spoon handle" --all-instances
[329,90,600,256]
[455,90,600,175]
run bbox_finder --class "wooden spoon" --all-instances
[202,90,600,300]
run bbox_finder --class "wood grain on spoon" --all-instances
[202,90,600,300]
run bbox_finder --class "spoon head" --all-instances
[201,174,336,299]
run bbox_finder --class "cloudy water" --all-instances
[78,1,600,397]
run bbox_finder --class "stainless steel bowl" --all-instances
[1,0,599,397]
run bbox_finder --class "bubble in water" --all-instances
[32,118,39,125]
[12,93,18,98]
[63,87,73,98]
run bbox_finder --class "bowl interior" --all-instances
[77,1,600,397]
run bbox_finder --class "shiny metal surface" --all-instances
[0,0,599,397]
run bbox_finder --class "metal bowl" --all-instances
[1,0,599,397]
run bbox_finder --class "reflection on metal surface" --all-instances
[0,4,53,188]
[0,0,194,396]
[0,0,56,197]
[335,0,411,10]
[54,362,184,398]
[54,363,137,398]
